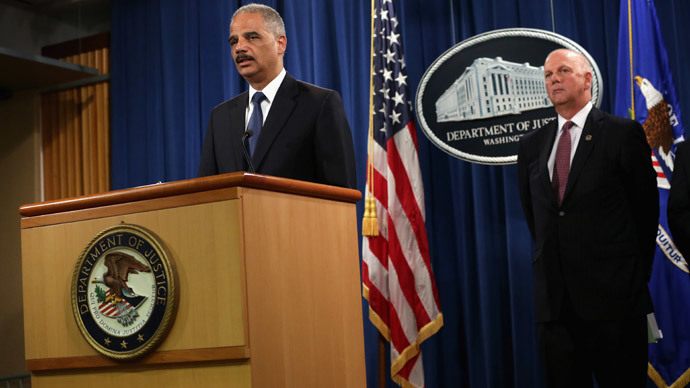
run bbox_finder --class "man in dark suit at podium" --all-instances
[198,4,356,189]
[517,49,659,388]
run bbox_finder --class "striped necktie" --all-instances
[552,120,574,205]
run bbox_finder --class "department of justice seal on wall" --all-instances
[71,224,178,360]
[415,28,603,164]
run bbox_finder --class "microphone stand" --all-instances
[241,129,256,173]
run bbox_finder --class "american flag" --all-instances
[361,0,443,386]
[98,289,135,317]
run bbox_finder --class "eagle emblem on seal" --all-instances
[92,252,151,326]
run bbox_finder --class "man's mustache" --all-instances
[236,54,254,63]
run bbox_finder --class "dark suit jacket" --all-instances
[198,73,356,189]
[668,141,690,258]
[517,107,659,322]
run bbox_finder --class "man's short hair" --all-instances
[232,4,286,38]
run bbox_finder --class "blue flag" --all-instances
[614,0,690,386]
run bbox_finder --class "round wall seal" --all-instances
[415,28,603,164]
[71,223,178,360]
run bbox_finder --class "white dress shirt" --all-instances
[245,68,287,130]
[547,101,594,180]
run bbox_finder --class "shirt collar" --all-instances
[558,101,593,131]
[248,68,287,105]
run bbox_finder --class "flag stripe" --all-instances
[388,159,433,327]
[386,186,437,326]
[393,123,425,218]
[388,136,440,312]
[386,218,432,330]
[372,170,390,212]
[387,263,418,350]
[363,236,390,299]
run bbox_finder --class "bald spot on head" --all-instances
[546,49,592,76]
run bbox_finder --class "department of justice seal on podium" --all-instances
[71,223,178,360]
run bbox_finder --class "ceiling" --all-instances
[0,0,109,28]
[0,0,108,95]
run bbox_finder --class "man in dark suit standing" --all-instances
[669,141,690,257]
[517,49,659,387]
[198,4,356,189]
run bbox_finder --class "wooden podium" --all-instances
[19,173,366,388]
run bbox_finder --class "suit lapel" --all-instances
[252,73,298,169]
[230,93,249,171]
[563,107,601,203]
[539,120,559,205]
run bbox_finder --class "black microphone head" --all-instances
[240,128,256,173]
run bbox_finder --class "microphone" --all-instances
[241,129,256,173]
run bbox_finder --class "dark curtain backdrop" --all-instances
[111,1,690,387]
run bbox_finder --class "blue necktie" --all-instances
[247,92,266,155]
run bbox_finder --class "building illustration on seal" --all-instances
[436,57,552,122]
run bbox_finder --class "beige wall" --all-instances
[0,90,41,376]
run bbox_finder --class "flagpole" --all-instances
[628,0,635,119]
[378,333,386,388]
[362,0,379,237]
[370,1,386,387]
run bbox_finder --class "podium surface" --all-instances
[19,173,366,387]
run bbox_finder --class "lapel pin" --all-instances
[585,135,592,141]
